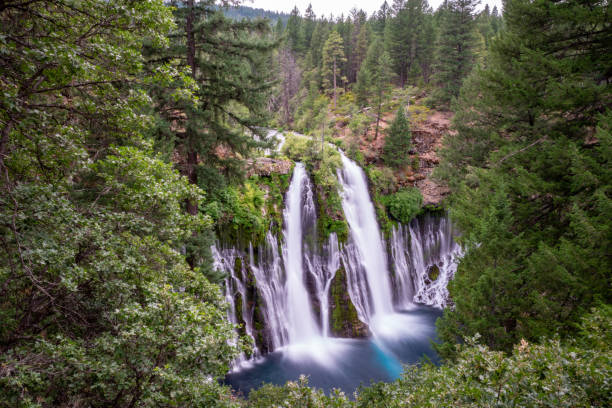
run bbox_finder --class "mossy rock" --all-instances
[329,267,369,337]
[428,264,440,281]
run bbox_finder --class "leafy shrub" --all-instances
[382,188,423,224]
[348,112,370,137]
[367,166,397,195]
[281,132,318,162]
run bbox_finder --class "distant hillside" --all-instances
[222,5,290,24]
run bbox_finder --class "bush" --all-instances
[382,188,423,224]
[367,166,397,195]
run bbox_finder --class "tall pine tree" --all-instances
[429,0,479,107]
[147,0,276,270]
[321,31,347,108]
[383,105,412,167]
[436,0,611,356]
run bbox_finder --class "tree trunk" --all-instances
[186,0,196,78]
[333,57,337,109]
[375,96,382,140]
[185,0,198,214]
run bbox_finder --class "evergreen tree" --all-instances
[286,6,304,53]
[351,23,369,83]
[383,106,412,167]
[321,31,347,108]
[429,0,479,107]
[147,0,276,270]
[418,13,436,83]
[371,1,392,36]
[436,0,612,356]
[385,0,427,87]
[356,38,394,138]
[303,4,317,49]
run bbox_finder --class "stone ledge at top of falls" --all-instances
[245,157,292,177]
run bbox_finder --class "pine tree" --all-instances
[147,0,276,269]
[371,1,392,36]
[418,13,436,84]
[383,106,412,167]
[286,6,304,53]
[385,0,427,87]
[429,0,479,107]
[321,31,347,108]
[303,4,316,49]
[351,24,369,83]
[356,38,394,138]
[436,0,612,355]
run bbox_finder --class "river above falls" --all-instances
[225,305,442,397]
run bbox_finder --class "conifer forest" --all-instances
[0,1,610,407]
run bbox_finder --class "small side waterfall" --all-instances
[391,215,462,308]
[213,246,259,365]
[337,152,394,322]
[306,233,341,337]
[390,224,416,309]
[282,163,321,343]
[249,233,287,350]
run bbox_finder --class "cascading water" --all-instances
[249,233,287,350]
[305,233,341,337]
[223,133,461,396]
[213,246,259,366]
[282,163,321,343]
[391,215,462,308]
[389,225,416,309]
[337,151,394,322]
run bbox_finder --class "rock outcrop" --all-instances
[245,157,292,177]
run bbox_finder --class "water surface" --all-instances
[225,305,442,397]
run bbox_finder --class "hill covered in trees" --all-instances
[0,0,610,407]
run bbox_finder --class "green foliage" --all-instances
[211,182,268,245]
[382,188,423,225]
[349,113,370,138]
[146,0,277,198]
[383,106,412,168]
[322,31,348,107]
[435,0,612,354]
[330,268,359,335]
[429,0,479,107]
[282,132,319,162]
[0,1,241,405]
[384,0,430,87]
[247,376,351,408]
[367,166,397,195]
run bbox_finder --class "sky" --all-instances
[248,0,503,17]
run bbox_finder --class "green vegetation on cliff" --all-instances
[282,133,349,242]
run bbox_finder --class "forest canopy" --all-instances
[0,0,610,407]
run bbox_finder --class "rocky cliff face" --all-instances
[245,157,292,177]
[333,104,453,207]
[411,111,452,206]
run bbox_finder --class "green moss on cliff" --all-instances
[330,267,366,337]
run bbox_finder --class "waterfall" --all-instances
[389,224,416,309]
[306,233,341,337]
[212,246,259,365]
[249,232,287,350]
[337,152,394,322]
[390,215,462,308]
[215,137,463,370]
[282,163,321,343]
